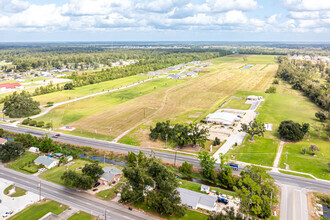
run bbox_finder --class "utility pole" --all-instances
[165,134,168,149]
[174,150,177,166]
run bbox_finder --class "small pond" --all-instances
[240,64,254,69]
[323,205,330,219]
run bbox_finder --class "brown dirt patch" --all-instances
[175,144,201,152]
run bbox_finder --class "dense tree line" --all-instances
[149,120,209,148]
[276,56,329,110]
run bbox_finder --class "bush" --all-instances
[29,120,37,126]
[64,83,74,90]
[265,86,276,93]
[301,147,306,155]
[179,161,193,174]
[22,118,31,125]
[308,144,319,155]
[46,102,54,105]
[36,121,45,127]
[45,122,52,128]
[213,137,220,146]
[315,111,327,122]
[272,79,279,84]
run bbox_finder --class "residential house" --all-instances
[0,83,23,92]
[246,95,263,101]
[34,156,59,169]
[0,138,7,145]
[177,188,217,212]
[99,166,123,185]
[185,72,198,77]
[66,156,73,162]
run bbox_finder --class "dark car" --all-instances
[128,207,133,211]
[52,134,61,138]
[93,182,100,188]
[218,197,229,205]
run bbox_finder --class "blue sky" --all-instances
[0,0,329,42]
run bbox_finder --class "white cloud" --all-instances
[0,0,30,13]
[205,0,258,12]
[223,10,248,24]
[283,0,330,11]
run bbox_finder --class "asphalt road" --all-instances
[0,166,154,220]
[1,124,329,193]
[1,124,330,220]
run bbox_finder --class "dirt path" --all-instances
[273,141,285,172]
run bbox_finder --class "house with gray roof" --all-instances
[34,156,59,169]
[177,188,217,212]
[99,166,123,185]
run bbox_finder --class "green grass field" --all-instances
[36,77,181,133]
[6,152,39,174]
[179,179,236,197]
[39,159,93,186]
[68,211,95,220]
[222,98,251,110]
[210,54,276,65]
[9,200,68,220]
[4,185,26,197]
[227,136,280,167]
[279,138,330,180]
[96,183,123,200]
[34,74,150,105]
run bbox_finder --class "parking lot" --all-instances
[0,178,40,219]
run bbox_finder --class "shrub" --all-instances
[265,86,276,93]
[308,144,319,155]
[47,102,54,105]
[213,137,221,146]
[301,147,306,155]
[22,118,31,125]
[36,121,45,127]
[45,122,52,128]
[29,120,37,126]
[315,111,327,122]
[272,79,279,84]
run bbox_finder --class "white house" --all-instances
[205,112,239,126]
[34,156,59,169]
[177,188,217,212]
[66,155,73,161]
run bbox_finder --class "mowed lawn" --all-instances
[68,212,96,220]
[279,138,330,180]
[222,98,251,110]
[227,136,280,167]
[34,74,150,105]
[9,200,68,220]
[36,78,181,133]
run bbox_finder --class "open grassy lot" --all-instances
[222,98,251,110]
[179,179,236,197]
[68,211,96,220]
[4,185,27,197]
[96,183,123,200]
[9,200,68,220]
[36,77,181,133]
[279,138,330,180]
[34,74,150,105]
[6,152,39,174]
[133,202,208,220]
[227,136,280,167]
[39,159,95,186]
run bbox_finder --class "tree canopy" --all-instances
[0,142,25,163]
[240,119,265,141]
[278,120,309,141]
[3,91,41,118]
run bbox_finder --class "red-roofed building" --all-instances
[0,138,7,145]
[0,83,23,91]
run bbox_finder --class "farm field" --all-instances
[120,55,278,148]
[222,98,251,110]
[210,54,276,65]
[36,77,181,134]
[33,74,150,105]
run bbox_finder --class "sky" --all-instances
[0,0,329,42]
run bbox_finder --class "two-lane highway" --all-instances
[0,166,155,220]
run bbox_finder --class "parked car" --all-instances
[219,193,227,199]
[93,182,100,188]
[218,197,229,205]
[227,162,239,170]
